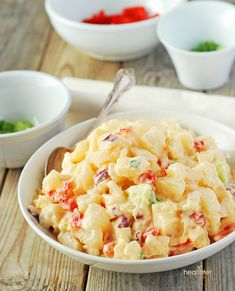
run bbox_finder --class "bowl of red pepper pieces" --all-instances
[45,0,186,61]
[82,7,159,25]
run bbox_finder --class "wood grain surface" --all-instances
[0,0,235,290]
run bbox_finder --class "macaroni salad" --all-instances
[31,119,235,260]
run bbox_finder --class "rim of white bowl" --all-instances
[45,0,162,31]
[18,111,235,265]
[157,0,235,57]
[0,70,71,139]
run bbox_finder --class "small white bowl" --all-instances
[0,71,71,168]
[18,110,235,273]
[45,0,186,61]
[157,1,235,90]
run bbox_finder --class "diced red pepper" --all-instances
[83,10,109,24]
[47,189,56,198]
[119,126,132,134]
[70,208,82,229]
[123,7,148,22]
[213,223,235,241]
[157,159,169,177]
[143,227,159,241]
[111,15,132,24]
[60,181,74,198]
[169,239,192,256]
[123,7,147,16]
[59,197,77,211]
[135,231,143,243]
[82,6,159,25]
[139,170,156,185]
[47,181,75,207]
[103,231,114,244]
[172,239,192,249]
[94,169,110,184]
[100,202,106,208]
[103,241,115,257]
[194,140,206,152]
[190,212,206,227]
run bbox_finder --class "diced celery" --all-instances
[216,163,229,186]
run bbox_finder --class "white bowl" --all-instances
[157,1,235,90]
[18,110,235,273]
[0,71,71,168]
[45,0,186,61]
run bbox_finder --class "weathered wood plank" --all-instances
[204,243,235,291]
[86,263,203,291]
[0,0,51,71]
[0,0,88,289]
[0,168,7,194]
[207,61,235,97]
[40,31,121,80]
[0,170,88,291]
[123,45,184,89]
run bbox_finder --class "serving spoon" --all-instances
[45,68,136,176]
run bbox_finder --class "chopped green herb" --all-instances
[216,163,229,186]
[150,191,162,204]
[129,159,140,168]
[149,191,157,204]
[138,251,144,260]
[0,120,14,133]
[127,184,163,206]
[14,120,33,132]
[191,41,223,52]
[0,120,34,134]
[155,196,162,202]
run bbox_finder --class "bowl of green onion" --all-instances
[0,120,34,134]
[0,71,71,168]
[157,1,235,90]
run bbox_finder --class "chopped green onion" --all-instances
[138,251,144,260]
[216,163,229,186]
[191,41,223,52]
[14,121,33,132]
[155,196,162,202]
[0,120,14,133]
[149,191,157,204]
[0,119,34,134]
[149,192,163,205]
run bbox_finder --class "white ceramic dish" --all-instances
[157,1,235,90]
[18,110,235,273]
[0,71,71,168]
[45,0,186,61]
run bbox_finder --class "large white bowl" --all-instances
[157,1,235,90]
[0,71,71,168]
[18,110,235,273]
[45,0,186,61]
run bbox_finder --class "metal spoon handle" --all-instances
[85,68,136,136]
[45,69,135,176]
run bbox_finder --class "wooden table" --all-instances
[0,1,234,290]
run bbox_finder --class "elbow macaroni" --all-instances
[32,119,235,260]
